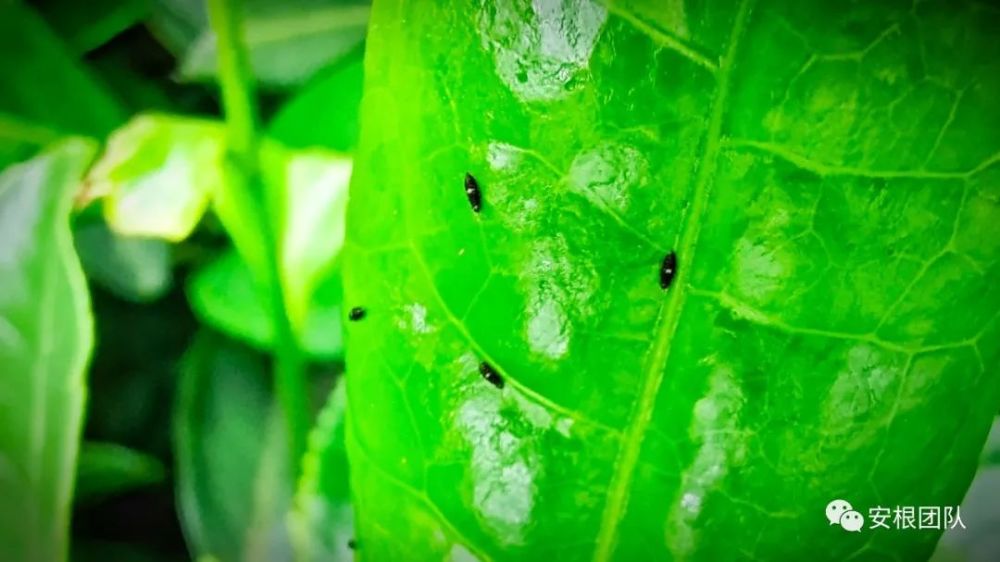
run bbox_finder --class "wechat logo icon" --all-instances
[827,499,865,532]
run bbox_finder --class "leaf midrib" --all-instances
[591,1,754,559]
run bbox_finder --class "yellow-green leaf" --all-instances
[85,114,223,242]
[264,145,352,333]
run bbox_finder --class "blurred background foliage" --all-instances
[1,0,360,559]
[0,0,996,561]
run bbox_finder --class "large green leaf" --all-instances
[0,3,125,137]
[343,0,1000,560]
[174,334,293,562]
[0,140,96,562]
[290,380,353,562]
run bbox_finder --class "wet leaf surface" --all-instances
[343,0,1000,559]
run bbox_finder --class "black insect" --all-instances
[347,539,357,550]
[479,361,504,389]
[660,251,678,290]
[348,306,366,321]
[464,172,482,213]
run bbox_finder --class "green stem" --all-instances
[206,0,309,471]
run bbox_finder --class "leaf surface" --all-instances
[0,140,97,562]
[343,0,1000,560]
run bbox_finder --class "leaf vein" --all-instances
[689,288,978,355]
[406,243,621,436]
[591,1,753,559]
[599,0,719,72]
[727,138,985,179]
[346,405,493,562]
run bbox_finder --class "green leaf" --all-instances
[264,145,352,333]
[148,0,206,56]
[84,114,224,242]
[36,0,151,54]
[74,442,166,504]
[0,112,65,169]
[0,139,97,562]
[188,250,344,359]
[177,1,370,88]
[343,1,1000,560]
[74,220,173,302]
[268,46,364,152]
[0,3,126,137]
[187,251,272,351]
[291,380,353,562]
[174,334,293,562]
[197,141,350,359]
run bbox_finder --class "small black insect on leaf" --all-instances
[348,306,366,321]
[479,361,504,389]
[464,172,482,213]
[660,251,678,290]
[347,539,357,550]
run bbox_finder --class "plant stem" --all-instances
[206,0,309,471]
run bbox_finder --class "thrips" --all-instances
[660,251,677,290]
[464,173,482,213]
[479,361,504,389]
